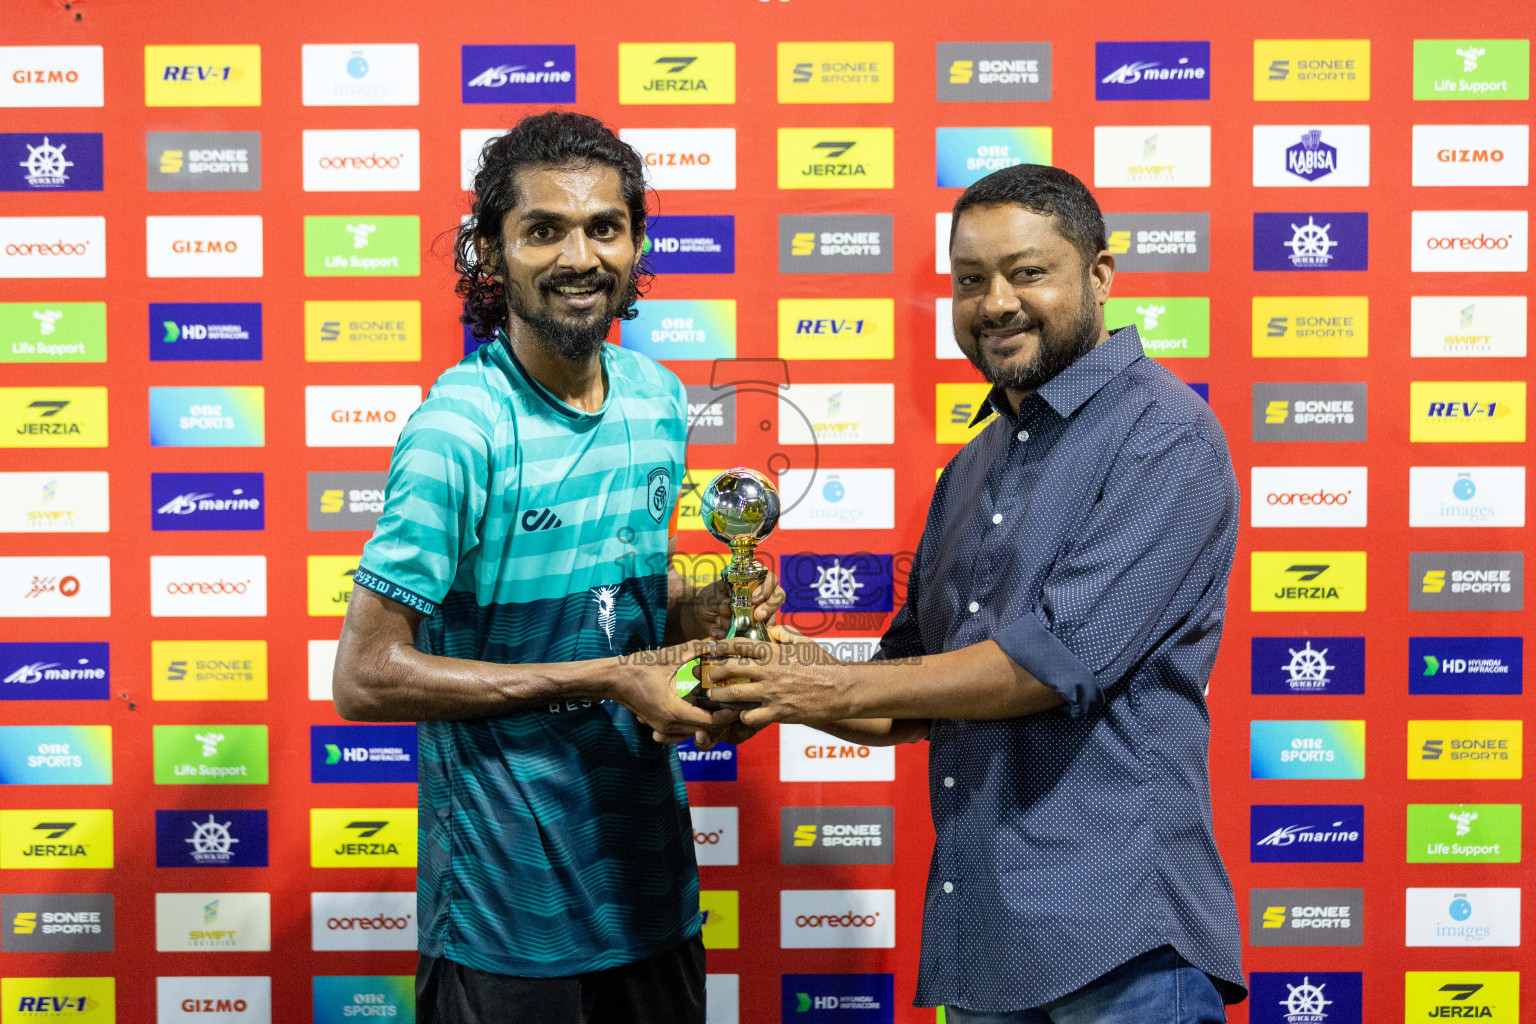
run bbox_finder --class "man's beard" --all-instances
[507,268,638,362]
[967,284,1102,393]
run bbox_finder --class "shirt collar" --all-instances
[972,325,1145,426]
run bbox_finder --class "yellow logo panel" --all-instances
[935,384,994,443]
[778,299,894,360]
[618,43,735,104]
[777,128,895,189]
[1251,551,1367,611]
[672,551,729,590]
[1408,720,1522,780]
[1252,297,1368,358]
[151,640,268,701]
[1,977,116,1023]
[676,469,725,532]
[699,890,739,949]
[310,808,417,867]
[308,555,360,617]
[144,45,261,107]
[0,810,112,869]
[1405,972,1518,1023]
[777,42,894,103]
[1410,381,1525,443]
[304,301,422,362]
[1254,40,1370,100]
[1,387,108,449]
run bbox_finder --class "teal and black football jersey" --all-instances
[354,335,698,977]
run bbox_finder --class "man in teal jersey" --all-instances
[333,112,780,1024]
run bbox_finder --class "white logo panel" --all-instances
[935,212,951,275]
[689,806,739,867]
[0,472,110,533]
[1252,125,1371,186]
[1405,888,1521,947]
[779,384,895,446]
[1411,211,1528,273]
[1410,296,1526,357]
[145,216,263,278]
[780,889,896,949]
[776,469,894,531]
[619,129,736,190]
[0,216,105,278]
[0,46,104,107]
[301,44,419,106]
[151,555,267,617]
[935,298,965,359]
[0,555,110,617]
[1250,467,1367,527]
[461,129,506,191]
[704,975,739,1024]
[303,129,420,191]
[1409,467,1525,527]
[305,385,421,447]
[311,891,416,950]
[156,976,272,1024]
[779,723,895,782]
[1413,125,1529,187]
[154,892,271,952]
[1093,126,1211,188]
[308,639,339,701]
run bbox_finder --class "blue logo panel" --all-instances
[154,809,269,867]
[678,738,736,781]
[1250,804,1364,863]
[1251,637,1365,695]
[462,45,577,103]
[1409,636,1522,695]
[645,215,735,274]
[1187,382,1209,402]
[781,974,895,1023]
[1249,972,1362,1024]
[1253,212,1369,271]
[0,726,111,784]
[148,386,265,447]
[149,302,263,361]
[1095,42,1211,100]
[310,724,418,783]
[781,554,894,614]
[313,977,414,1024]
[0,133,104,191]
[151,472,265,531]
[0,642,109,700]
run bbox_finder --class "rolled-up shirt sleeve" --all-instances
[991,422,1234,717]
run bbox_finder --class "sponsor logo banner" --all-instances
[709,975,740,1024]
[779,723,895,781]
[1254,39,1370,101]
[781,555,894,613]
[1406,888,1521,947]
[1103,298,1209,358]
[936,42,1051,101]
[1,894,112,953]
[699,890,738,950]
[1412,125,1529,187]
[0,302,105,364]
[1407,804,1521,864]
[1095,41,1211,100]
[1250,804,1363,863]
[644,215,734,274]
[1410,466,1525,526]
[303,215,419,277]
[311,977,414,1024]
[0,726,110,785]
[144,45,260,106]
[1251,382,1367,442]
[307,555,359,616]
[302,44,419,106]
[0,472,109,533]
[1410,637,1522,695]
[154,892,270,952]
[148,387,264,448]
[0,976,114,1021]
[1410,381,1525,443]
[1251,637,1365,695]
[1250,467,1366,528]
[1249,888,1363,946]
[776,469,895,531]
[0,45,104,107]
[310,808,416,867]
[0,808,112,868]
[1252,125,1370,186]
[0,215,105,278]
[146,131,261,191]
[1248,972,1362,1024]
[154,810,269,868]
[1254,212,1368,271]
[461,44,574,104]
[304,385,420,447]
[1250,721,1366,779]
[619,43,735,104]
[935,127,1052,189]
[780,890,894,949]
[0,133,102,192]
[1412,210,1528,273]
[0,641,109,701]
[1093,126,1210,188]
[1404,971,1518,1023]
[304,300,420,362]
[778,214,891,274]
[690,806,738,867]
[151,472,264,531]
[683,388,736,446]
[620,128,736,190]
[1413,39,1530,100]
[777,128,894,189]
[303,129,419,192]
[777,299,893,360]
[0,556,110,618]
[1250,552,1367,612]
[152,640,268,702]
[779,384,895,446]
[781,973,894,1023]
[1410,551,1524,611]
[778,42,892,103]
[311,892,416,951]
[1408,720,1522,780]
[1102,213,1208,271]
[621,300,736,360]
[308,472,388,531]
[153,725,268,784]
[308,640,338,701]
[935,383,993,444]
[460,128,503,190]
[1251,297,1367,358]
[145,215,263,278]
[156,976,270,1024]
[150,302,262,362]
[781,806,895,866]
[678,737,737,782]
[310,725,417,784]
[676,469,726,533]
[1410,296,1526,358]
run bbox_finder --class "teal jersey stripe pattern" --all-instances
[355,336,698,977]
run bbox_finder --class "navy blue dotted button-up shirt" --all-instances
[880,325,1246,1012]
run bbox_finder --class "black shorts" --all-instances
[415,933,705,1024]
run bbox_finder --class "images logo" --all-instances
[677,737,736,781]
[1254,40,1370,101]
[0,133,102,192]
[777,128,894,189]
[781,555,894,614]
[1412,125,1529,187]
[778,42,892,103]
[1251,297,1368,358]
[1252,124,1370,187]
[777,469,895,532]
[777,299,893,360]
[154,809,269,868]
[779,383,895,446]
[1405,888,1521,947]
[148,386,264,447]
[1251,637,1365,695]
[150,302,262,362]
[461,44,575,104]
[0,45,104,107]
[310,808,416,867]
[1101,213,1208,271]
[303,215,420,277]
[0,302,106,365]
[778,214,891,274]
[1251,382,1367,442]
[936,42,1051,101]
[0,894,112,953]
[781,890,895,949]
[154,892,270,952]
[0,642,109,701]
[1414,39,1530,100]
[1250,721,1366,779]
[146,130,261,192]
[0,976,114,1021]
[619,128,736,190]
[781,807,895,866]
[1404,971,1518,1023]
[302,44,419,106]
[0,808,112,868]
[620,299,737,361]
[1408,720,1522,780]
[153,724,268,784]
[304,385,421,448]
[312,976,414,1024]
[781,974,894,1023]
[779,723,895,782]
[1095,41,1210,100]
[311,725,417,784]
[303,129,419,192]
[0,215,106,278]
[642,214,734,275]
[618,43,734,104]
[1250,467,1366,528]
[1093,125,1210,188]
[151,640,267,702]
[1248,972,1362,1024]
[1254,212,1368,271]
[1103,297,1209,357]
[936,127,1052,188]
[151,472,263,532]
[0,726,111,785]
[1411,210,1528,273]
[1407,804,1521,864]
[1250,552,1367,612]
[1410,552,1523,611]
[1250,805,1364,863]
[1409,466,1525,527]
[0,556,111,618]
[1249,888,1363,947]
[144,45,260,106]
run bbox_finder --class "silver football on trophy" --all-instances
[700,467,780,547]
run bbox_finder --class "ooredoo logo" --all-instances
[146,215,264,278]
[310,891,416,950]
[150,556,267,617]
[0,216,105,278]
[1250,467,1367,528]
[303,129,420,192]
[689,805,738,866]
[780,890,895,949]
[1412,210,1528,272]
[305,385,421,447]
[325,912,412,930]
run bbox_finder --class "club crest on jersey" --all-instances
[647,466,671,523]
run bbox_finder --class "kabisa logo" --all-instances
[1249,971,1362,1024]
[312,976,415,1023]
[1254,212,1369,271]
[301,44,420,106]
[1410,382,1525,443]
[1411,211,1528,274]
[1407,804,1522,865]
[1102,213,1208,271]
[0,45,105,107]
[1251,382,1367,442]
[778,299,894,360]
[1286,130,1337,181]
[0,894,113,953]
[154,809,268,868]
[0,215,106,278]
[1250,637,1365,695]
[1254,40,1371,101]
[777,128,895,189]
[781,973,895,1024]
[778,42,892,104]
[1,976,115,1021]
[1405,971,1518,1022]
[1250,805,1364,863]
[677,737,737,781]
[936,42,1051,101]
[1251,297,1368,358]
[1095,41,1211,100]
[781,806,895,866]
[619,128,736,190]
[936,127,1052,188]
[153,724,269,784]
[1410,637,1522,696]
[621,299,737,360]
[1104,297,1210,357]
[781,554,894,613]
[619,43,735,104]
[0,302,106,364]
[146,131,261,192]
[149,302,262,362]
[1249,466,1366,528]
[643,214,735,274]
[0,642,109,701]
[0,133,102,191]
[1410,552,1523,611]
[0,726,111,785]
[151,472,264,531]
[1406,888,1521,948]
[308,471,389,531]
[781,890,895,949]
[461,44,575,103]
[311,725,417,784]
[311,892,416,951]
[144,45,261,107]
[1252,124,1370,188]
[311,808,417,867]
[1250,552,1367,612]
[304,215,420,277]
[1250,720,1367,780]
[778,214,892,274]
[0,808,112,868]
[148,386,265,447]
[1249,888,1364,947]
[154,892,271,952]
[1409,720,1522,780]
[1412,125,1529,187]
[1414,39,1530,100]
[303,129,420,192]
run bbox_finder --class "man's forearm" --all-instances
[816,718,931,747]
[840,640,1065,721]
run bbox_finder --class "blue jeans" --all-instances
[944,945,1228,1024]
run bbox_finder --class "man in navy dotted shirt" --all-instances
[701,164,1246,1023]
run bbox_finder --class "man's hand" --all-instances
[608,640,721,738]
[701,633,853,729]
[687,569,785,640]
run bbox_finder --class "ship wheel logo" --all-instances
[185,813,239,863]
[1284,216,1338,267]
[1280,976,1331,1022]
[20,136,73,189]
[1282,641,1334,690]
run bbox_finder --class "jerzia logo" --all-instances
[778,128,894,189]
[311,808,416,867]
[619,43,734,104]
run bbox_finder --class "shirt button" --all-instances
[1016,429,1030,442]
[942,881,954,894]
[943,776,954,788]
[967,601,979,613]
[991,513,1002,525]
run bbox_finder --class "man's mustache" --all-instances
[971,315,1040,343]
[540,270,618,296]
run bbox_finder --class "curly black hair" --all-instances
[455,111,653,343]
